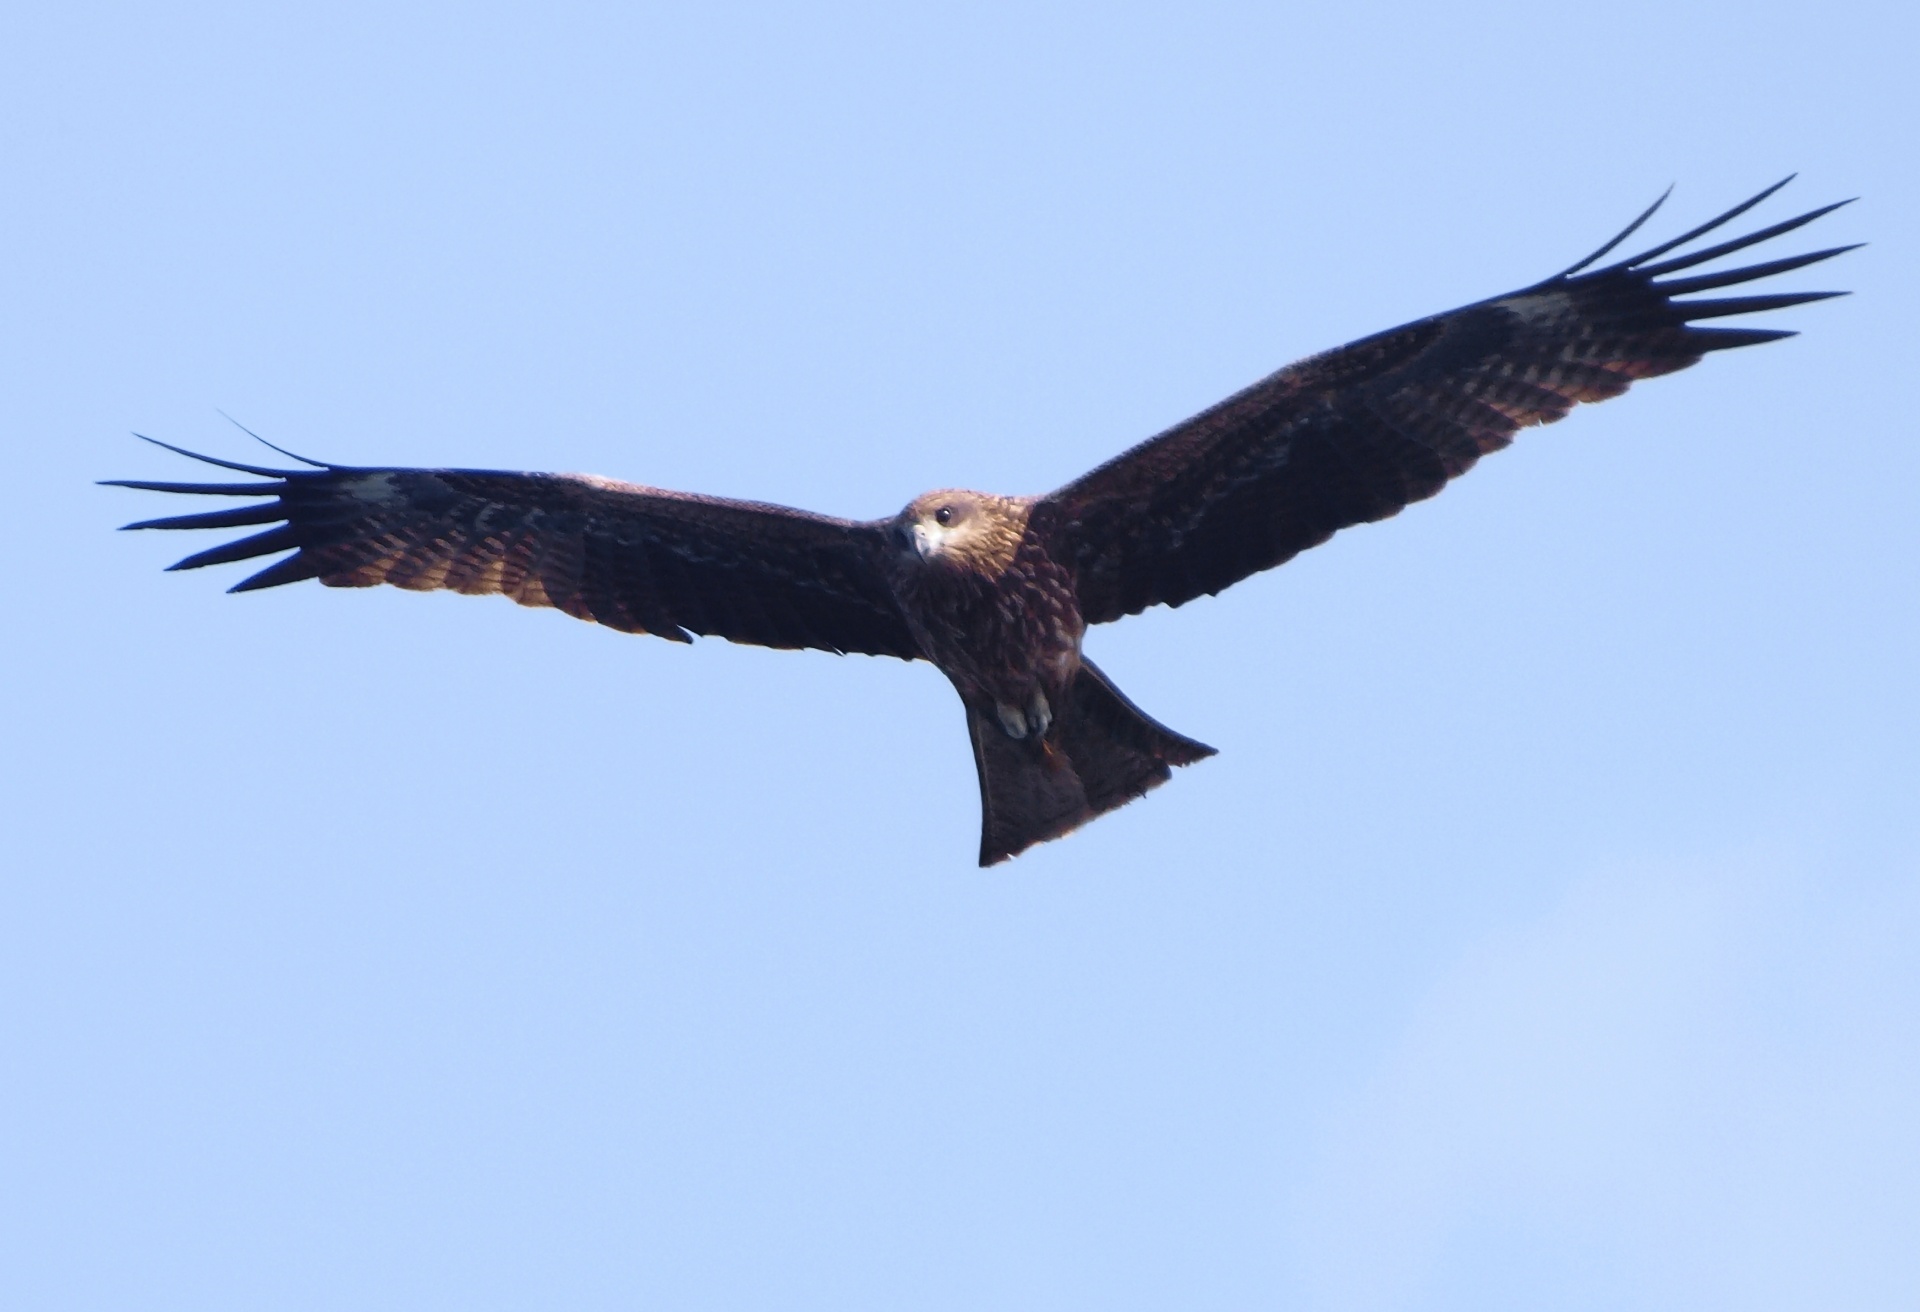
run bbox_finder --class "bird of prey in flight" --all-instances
[111,179,1854,865]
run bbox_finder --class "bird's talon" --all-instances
[1026,691,1052,737]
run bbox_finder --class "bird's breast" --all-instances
[892,539,1083,701]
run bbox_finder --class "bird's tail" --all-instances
[966,659,1216,866]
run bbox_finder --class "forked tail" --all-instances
[966,659,1216,866]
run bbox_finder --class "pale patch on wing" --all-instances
[1492,289,1577,327]
[561,472,650,494]
[340,472,407,505]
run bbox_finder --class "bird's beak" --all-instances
[909,523,934,559]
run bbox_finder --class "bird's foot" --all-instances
[995,691,1052,740]
[1027,690,1052,738]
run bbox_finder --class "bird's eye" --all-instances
[934,506,953,526]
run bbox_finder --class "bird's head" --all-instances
[892,490,1029,577]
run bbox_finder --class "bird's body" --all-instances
[885,492,1077,739]
[111,180,1855,864]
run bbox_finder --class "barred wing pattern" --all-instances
[108,448,921,659]
[1047,178,1856,625]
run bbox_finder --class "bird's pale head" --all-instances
[893,490,1030,577]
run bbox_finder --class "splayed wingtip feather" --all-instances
[1555,184,1674,278]
[1633,199,1856,279]
[1593,175,1800,275]
[1652,244,1862,296]
[131,433,293,478]
[216,411,334,469]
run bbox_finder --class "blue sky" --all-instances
[2,2,1914,1308]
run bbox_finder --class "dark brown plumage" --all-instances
[109,179,1855,865]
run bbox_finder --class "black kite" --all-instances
[111,179,1855,864]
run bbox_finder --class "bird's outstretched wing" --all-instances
[1043,178,1857,625]
[107,446,921,658]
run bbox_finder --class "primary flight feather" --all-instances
[111,179,1855,865]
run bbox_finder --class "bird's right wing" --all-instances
[107,444,922,659]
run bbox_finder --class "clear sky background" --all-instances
[2,2,1914,1308]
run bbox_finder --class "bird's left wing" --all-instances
[108,445,922,659]
[1042,179,1856,625]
